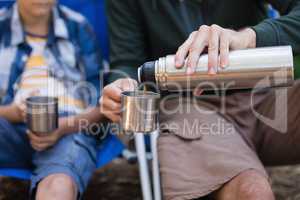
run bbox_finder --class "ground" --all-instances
[0,160,300,200]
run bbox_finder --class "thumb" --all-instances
[29,89,40,96]
[193,88,203,96]
[119,79,138,92]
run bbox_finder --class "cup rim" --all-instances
[26,96,58,105]
[121,91,160,99]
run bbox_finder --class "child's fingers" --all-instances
[27,130,48,143]
[29,90,40,96]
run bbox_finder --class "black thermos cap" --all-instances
[138,61,156,83]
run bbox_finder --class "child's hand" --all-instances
[27,129,64,151]
[7,102,27,123]
[14,90,40,123]
[15,101,26,123]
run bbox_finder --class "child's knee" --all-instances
[36,174,77,200]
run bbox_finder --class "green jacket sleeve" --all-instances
[106,0,147,83]
[252,0,300,54]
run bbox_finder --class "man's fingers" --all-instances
[101,97,122,114]
[99,78,137,122]
[103,84,122,103]
[219,32,230,68]
[107,113,121,123]
[103,79,137,104]
[175,31,197,68]
[177,25,253,76]
[102,106,121,123]
[119,78,138,91]
[193,88,204,96]
[187,25,209,74]
[99,95,122,122]
[208,25,221,75]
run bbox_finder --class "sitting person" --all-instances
[0,0,105,199]
[100,0,300,199]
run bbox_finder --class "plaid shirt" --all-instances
[0,3,103,107]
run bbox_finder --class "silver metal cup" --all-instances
[26,96,58,134]
[121,91,160,133]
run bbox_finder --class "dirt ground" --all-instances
[0,159,300,200]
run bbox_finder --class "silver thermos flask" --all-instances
[138,46,294,92]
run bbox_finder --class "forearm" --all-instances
[0,104,21,123]
[57,106,108,136]
[252,0,300,54]
[238,28,257,48]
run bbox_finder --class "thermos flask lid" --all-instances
[138,61,156,83]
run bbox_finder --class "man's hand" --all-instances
[175,25,256,75]
[99,78,137,123]
[27,129,64,151]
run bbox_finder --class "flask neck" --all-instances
[138,61,156,83]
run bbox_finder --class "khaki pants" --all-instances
[158,80,300,200]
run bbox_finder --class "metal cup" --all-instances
[121,91,160,133]
[26,96,58,134]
